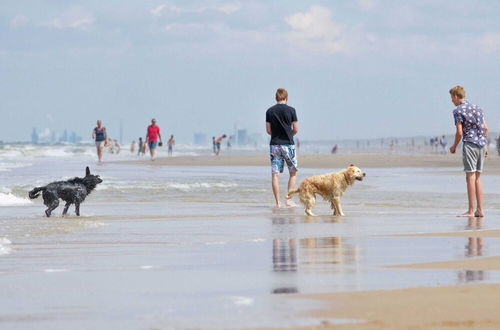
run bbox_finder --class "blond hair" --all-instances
[275,88,288,102]
[449,85,466,99]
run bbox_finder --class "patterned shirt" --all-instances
[452,100,487,147]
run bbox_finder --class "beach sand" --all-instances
[295,284,500,330]
[121,153,500,172]
[118,153,500,329]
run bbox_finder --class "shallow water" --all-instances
[1,146,500,329]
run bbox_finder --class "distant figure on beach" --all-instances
[439,135,447,154]
[130,140,136,153]
[266,88,298,208]
[227,136,232,149]
[212,136,216,154]
[448,86,489,218]
[137,137,144,156]
[331,144,338,154]
[113,139,121,154]
[496,134,500,156]
[146,118,162,161]
[92,120,107,162]
[167,135,175,156]
[214,135,227,156]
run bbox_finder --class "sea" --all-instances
[1,143,500,329]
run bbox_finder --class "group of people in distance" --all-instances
[92,85,489,218]
[92,118,175,162]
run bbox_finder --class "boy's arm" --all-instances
[449,122,463,154]
[484,120,489,157]
[266,122,272,135]
[292,121,298,136]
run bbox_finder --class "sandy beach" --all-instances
[119,152,500,329]
[121,153,500,173]
[2,146,500,329]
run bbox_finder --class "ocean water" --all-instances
[1,144,500,329]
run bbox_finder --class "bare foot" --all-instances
[457,212,475,217]
[285,199,297,207]
[274,203,282,208]
[474,210,484,217]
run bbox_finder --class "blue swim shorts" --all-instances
[270,145,298,174]
[148,141,158,149]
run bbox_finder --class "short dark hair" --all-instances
[275,88,288,102]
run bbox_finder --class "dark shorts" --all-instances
[148,141,158,149]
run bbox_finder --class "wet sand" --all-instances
[121,153,500,171]
[296,284,500,330]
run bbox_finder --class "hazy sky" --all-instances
[1,0,500,143]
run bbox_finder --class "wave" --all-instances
[97,181,238,192]
[0,238,12,256]
[0,192,32,206]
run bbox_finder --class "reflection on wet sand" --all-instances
[459,218,487,283]
[271,215,361,295]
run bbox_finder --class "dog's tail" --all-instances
[29,186,46,199]
[286,187,300,200]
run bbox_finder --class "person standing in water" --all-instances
[449,85,489,218]
[265,88,298,208]
[92,120,107,163]
[167,135,175,156]
[145,118,162,161]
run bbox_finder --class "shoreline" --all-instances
[116,153,471,168]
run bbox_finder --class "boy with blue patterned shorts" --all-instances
[449,86,489,217]
[265,88,299,208]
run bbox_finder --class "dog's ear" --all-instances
[85,167,90,176]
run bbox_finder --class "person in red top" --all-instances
[145,118,162,161]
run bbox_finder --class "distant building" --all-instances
[194,132,207,145]
[31,128,39,144]
[59,130,68,143]
[69,131,82,143]
[237,129,248,145]
[50,131,57,144]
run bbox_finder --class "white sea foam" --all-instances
[98,181,238,192]
[44,269,69,273]
[0,192,32,206]
[228,296,254,306]
[0,238,12,256]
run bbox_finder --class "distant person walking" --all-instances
[137,137,144,156]
[439,135,448,154]
[212,136,216,154]
[146,118,162,161]
[449,86,489,217]
[266,88,298,208]
[214,135,227,156]
[92,120,107,163]
[130,140,136,153]
[167,135,175,156]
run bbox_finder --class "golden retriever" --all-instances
[286,165,365,216]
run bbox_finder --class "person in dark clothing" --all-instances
[265,88,299,208]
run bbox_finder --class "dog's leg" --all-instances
[75,202,80,216]
[302,194,316,216]
[62,202,71,216]
[333,197,344,216]
[330,201,338,215]
[45,200,59,217]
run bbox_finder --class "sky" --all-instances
[1,0,500,143]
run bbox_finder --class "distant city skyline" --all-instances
[2,1,500,143]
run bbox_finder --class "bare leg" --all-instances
[285,169,297,207]
[459,172,476,217]
[271,173,281,207]
[75,203,80,216]
[474,172,484,217]
[62,202,71,216]
[150,147,156,161]
[97,145,103,162]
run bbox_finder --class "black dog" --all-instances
[29,167,103,217]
